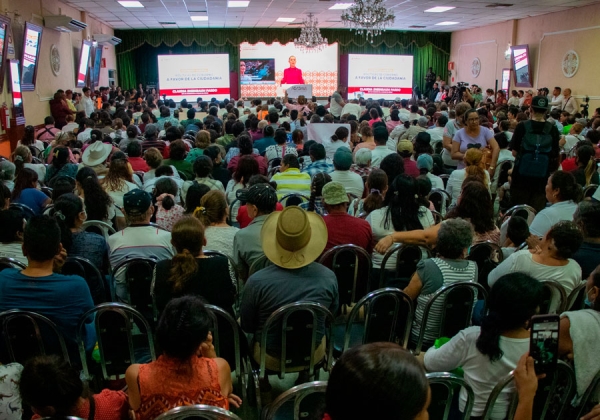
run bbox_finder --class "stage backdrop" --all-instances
[115,28,450,97]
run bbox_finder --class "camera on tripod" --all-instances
[580,96,590,118]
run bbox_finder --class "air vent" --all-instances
[187,9,207,12]
[326,19,342,22]
[485,3,514,8]
[287,22,304,25]
[159,21,177,24]
[409,25,426,28]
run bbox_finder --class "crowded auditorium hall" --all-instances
[2,0,600,419]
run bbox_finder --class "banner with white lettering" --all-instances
[285,84,313,99]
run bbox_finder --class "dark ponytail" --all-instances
[476,273,543,362]
[50,193,84,252]
[363,169,388,214]
[154,177,178,211]
[308,172,331,212]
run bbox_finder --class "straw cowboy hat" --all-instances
[82,141,112,167]
[261,206,327,269]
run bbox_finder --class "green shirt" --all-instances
[181,118,201,128]
[163,158,194,180]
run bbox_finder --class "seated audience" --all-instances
[152,177,185,231]
[152,217,235,314]
[236,175,284,229]
[126,296,240,419]
[271,154,311,199]
[45,147,78,185]
[323,127,350,160]
[571,143,599,187]
[528,171,579,238]
[501,215,530,260]
[330,148,365,197]
[12,168,52,215]
[163,139,194,180]
[127,141,149,172]
[232,183,278,278]
[404,218,477,347]
[227,135,267,175]
[184,182,211,215]
[18,125,45,152]
[204,145,231,188]
[253,125,276,155]
[0,160,15,192]
[12,145,46,181]
[0,216,95,351]
[353,125,376,154]
[397,140,420,178]
[185,130,211,163]
[75,167,115,223]
[325,343,430,420]
[370,126,395,167]
[322,181,373,254]
[226,156,260,223]
[195,190,239,258]
[348,168,388,217]
[300,172,332,216]
[102,156,138,226]
[302,143,334,176]
[417,154,444,190]
[489,221,583,296]
[446,148,490,206]
[34,117,61,143]
[350,148,373,178]
[80,140,112,177]
[424,273,543,419]
[572,201,600,279]
[241,206,338,372]
[19,355,128,420]
[108,189,174,301]
[265,128,298,163]
[0,208,27,265]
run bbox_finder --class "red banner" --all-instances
[347,87,413,95]
[159,88,230,96]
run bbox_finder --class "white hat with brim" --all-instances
[261,207,328,269]
[82,141,112,167]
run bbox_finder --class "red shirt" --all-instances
[322,212,373,254]
[32,390,129,420]
[281,67,304,84]
[561,157,577,172]
[237,203,284,228]
[403,157,420,178]
[129,156,150,172]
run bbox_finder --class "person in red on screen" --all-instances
[281,56,305,85]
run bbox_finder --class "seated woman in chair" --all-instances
[20,355,129,420]
[126,296,241,420]
[152,216,235,315]
[424,272,543,419]
[404,218,477,349]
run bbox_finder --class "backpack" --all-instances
[517,120,554,178]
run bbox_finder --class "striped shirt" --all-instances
[411,258,477,346]
[271,168,311,199]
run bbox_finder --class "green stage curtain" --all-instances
[115,28,450,94]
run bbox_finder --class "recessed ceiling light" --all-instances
[118,1,144,7]
[435,21,459,25]
[329,3,353,9]
[228,1,249,7]
[276,17,296,22]
[191,15,209,21]
[425,6,455,12]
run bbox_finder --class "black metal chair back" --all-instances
[203,250,242,311]
[428,188,451,213]
[112,258,158,324]
[538,280,568,314]
[62,256,111,305]
[9,203,35,220]
[566,282,587,311]
[380,243,431,289]
[318,244,372,308]
[279,193,310,207]
[81,220,116,241]
[427,372,475,420]
[0,309,71,365]
[248,254,273,277]
[0,257,26,271]
[77,302,156,380]
[262,381,327,420]
[468,241,503,294]
[154,405,242,420]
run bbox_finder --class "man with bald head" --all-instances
[561,88,578,114]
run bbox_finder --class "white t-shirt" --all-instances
[323,139,351,160]
[105,180,139,217]
[426,172,444,190]
[427,126,445,146]
[442,119,461,167]
[17,140,44,151]
[367,205,434,268]
[341,103,362,118]
[488,249,582,296]
[446,168,491,206]
[330,93,344,117]
[529,200,578,238]
[329,170,364,197]
[370,145,395,167]
[424,326,529,419]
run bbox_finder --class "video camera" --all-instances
[580,96,590,118]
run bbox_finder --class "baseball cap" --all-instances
[397,139,414,153]
[322,182,349,206]
[531,96,549,110]
[123,189,152,216]
[333,148,353,170]
[417,154,434,171]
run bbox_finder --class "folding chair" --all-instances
[77,302,156,381]
[81,220,117,241]
[154,405,242,420]
[539,280,568,314]
[279,193,310,207]
[62,256,111,305]
[203,249,243,313]
[427,372,475,420]
[112,258,158,324]
[262,381,327,420]
[566,281,587,311]
[0,309,71,365]
[0,257,26,271]
[380,243,431,289]
[428,188,451,214]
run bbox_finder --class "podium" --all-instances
[278,84,313,98]
[7,116,25,152]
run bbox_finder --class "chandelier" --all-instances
[341,0,395,43]
[294,13,328,52]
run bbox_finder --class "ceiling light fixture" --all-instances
[191,16,208,21]
[329,3,353,9]
[118,1,144,8]
[435,21,459,25]
[341,0,395,43]
[227,1,250,7]
[277,17,296,22]
[424,6,455,12]
[294,13,328,52]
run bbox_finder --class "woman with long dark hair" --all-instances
[424,272,543,419]
[17,125,45,152]
[12,168,52,215]
[225,155,259,223]
[44,147,78,186]
[301,172,332,216]
[448,180,499,243]
[348,168,388,217]
[75,167,114,223]
[323,126,350,160]
[367,174,434,280]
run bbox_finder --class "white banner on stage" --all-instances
[285,84,313,98]
[307,123,350,144]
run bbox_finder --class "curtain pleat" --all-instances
[115,29,450,93]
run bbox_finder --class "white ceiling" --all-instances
[62,0,600,32]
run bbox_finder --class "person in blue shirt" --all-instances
[253,125,276,155]
[11,168,52,215]
[302,143,334,177]
[0,215,95,356]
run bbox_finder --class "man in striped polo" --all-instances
[271,154,311,200]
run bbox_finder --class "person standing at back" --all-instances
[509,96,561,211]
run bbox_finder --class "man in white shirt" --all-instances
[427,115,447,150]
[549,87,564,110]
[341,99,362,118]
[561,88,578,115]
[81,87,95,117]
[329,148,364,197]
[76,119,95,142]
[371,126,395,167]
[330,88,346,119]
